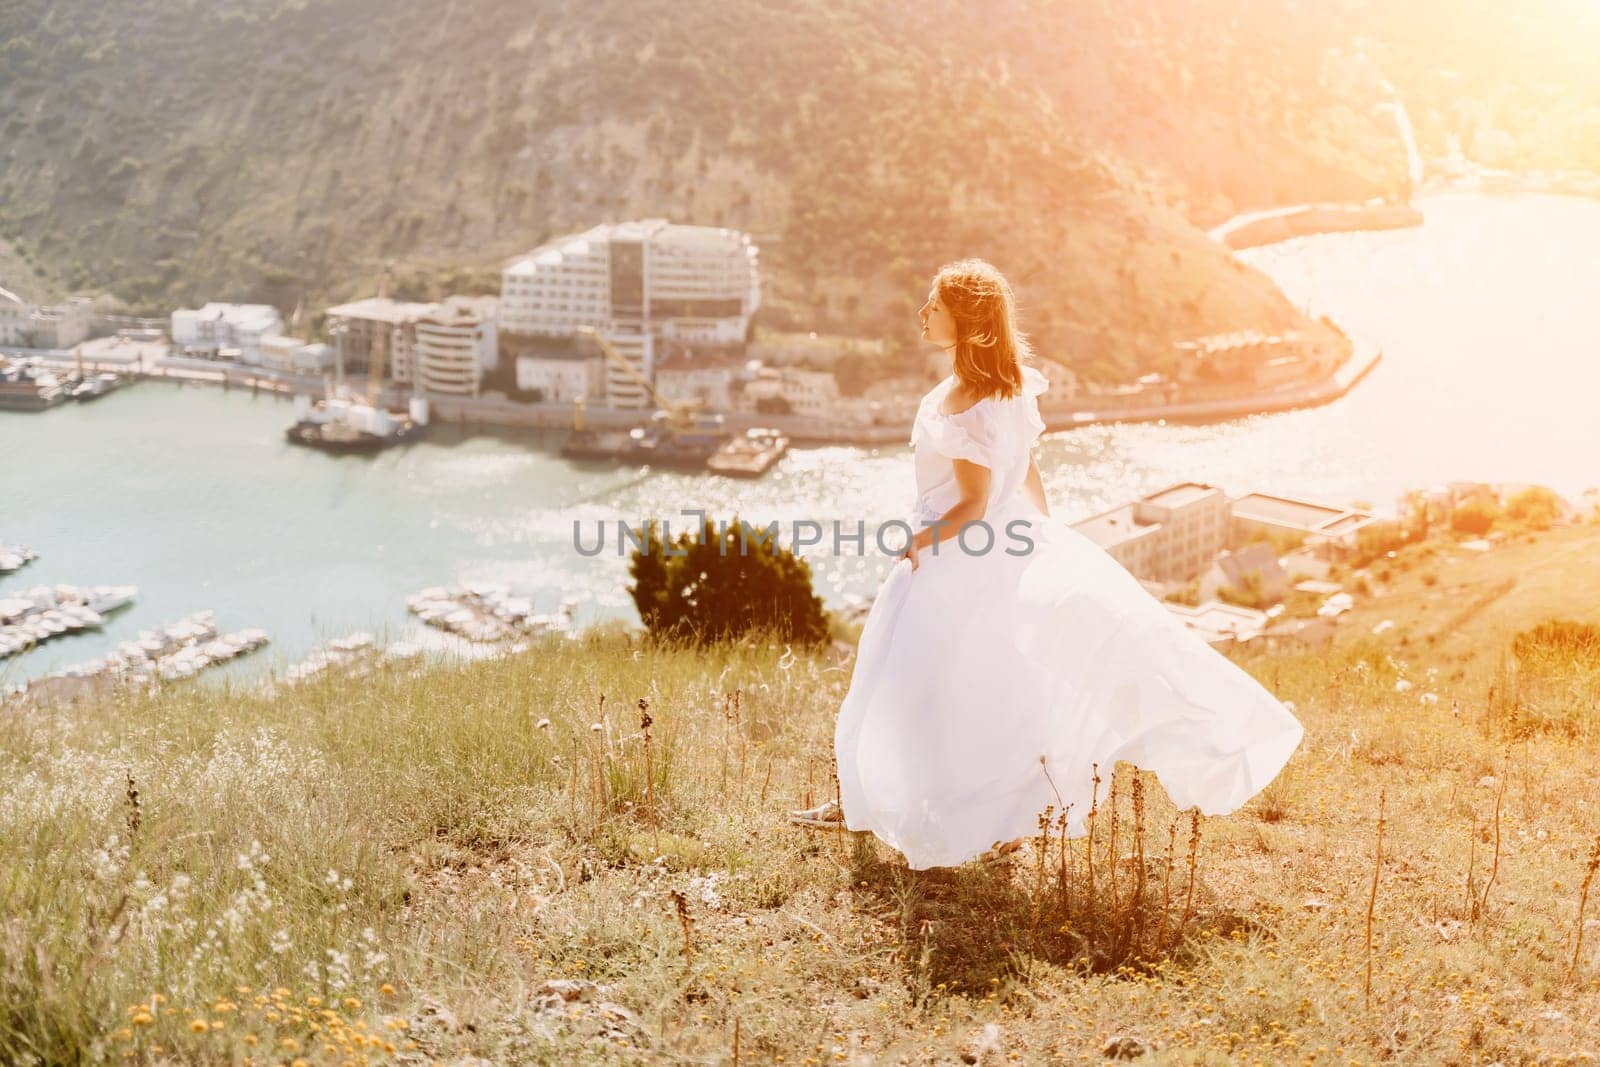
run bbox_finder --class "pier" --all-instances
[4,611,269,708]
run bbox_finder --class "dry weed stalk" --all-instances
[1569,834,1600,982]
[1107,768,1120,915]
[1155,816,1179,955]
[1465,810,1480,923]
[591,692,610,833]
[1365,787,1386,1010]
[1125,774,1148,953]
[669,888,695,964]
[1177,809,1202,942]
[1085,763,1101,924]
[1479,751,1509,927]
[639,697,659,853]
[124,771,141,841]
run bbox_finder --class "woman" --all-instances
[788,258,1304,870]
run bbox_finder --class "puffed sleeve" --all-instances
[914,402,1001,470]
[1020,364,1049,445]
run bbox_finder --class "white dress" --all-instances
[833,364,1304,870]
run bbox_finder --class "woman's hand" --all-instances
[899,536,920,571]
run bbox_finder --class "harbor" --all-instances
[4,193,1599,687]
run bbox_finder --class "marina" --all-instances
[0,355,133,410]
[406,585,581,644]
[3,610,268,707]
[0,583,138,658]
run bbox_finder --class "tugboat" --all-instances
[0,357,67,411]
[286,273,429,454]
[285,392,428,454]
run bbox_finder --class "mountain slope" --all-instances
[0,0,1403,375]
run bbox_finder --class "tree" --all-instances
[626,514,830,647]
[1504,485,1565,531]
[1450,500,1498,536]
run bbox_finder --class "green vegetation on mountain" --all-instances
[5,0,1549,379]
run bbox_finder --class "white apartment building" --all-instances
[413,296,498,398]
[499,219,760,410]
[170,303,284,363]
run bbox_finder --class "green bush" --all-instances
[627,514,829,647]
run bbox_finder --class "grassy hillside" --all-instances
[0,0,1407,379]
[5,519,1600,1063]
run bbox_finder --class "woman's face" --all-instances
[918,284,957,348]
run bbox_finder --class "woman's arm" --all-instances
[902,458,990,566]
[1023,454,1050,517]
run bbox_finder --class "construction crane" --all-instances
[573,325,707,433]
[367,268,392,406]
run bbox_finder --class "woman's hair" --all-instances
[933,257,1036,400]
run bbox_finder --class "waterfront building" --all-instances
[741,366,839,419]
[1,288,93,349]
[1228,490,1378,558]
[29,296,92,349]
[170,303,284,363]
[0,286,27,346]
[653,348,745,411]
[1069,481,1232,582]
[323,296,436,381]
[500,219,760,410]
[413,296,498,398]
[259,335,335,376]
[1174,329,1341,390]
[511,338,603,403]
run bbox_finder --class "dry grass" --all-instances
[4,527,1600,1064]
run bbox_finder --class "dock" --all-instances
[3,611,269,707]
[0,543,38,575]
[0,583,138,658]
[406,585,579,644]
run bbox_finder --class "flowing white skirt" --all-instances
[834,492,1304,870]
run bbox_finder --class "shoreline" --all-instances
[12,341,1385,448]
